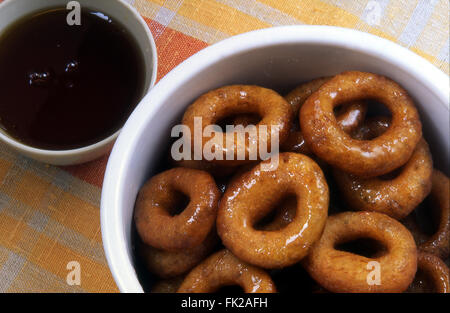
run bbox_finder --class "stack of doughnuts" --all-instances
[133,71,449,293]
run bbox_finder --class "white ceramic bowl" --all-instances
[0,0,157,165]
[101,26,449,292]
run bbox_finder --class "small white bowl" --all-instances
[101,26,449,292]
[0,0,157,165]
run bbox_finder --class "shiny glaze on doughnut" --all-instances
[177,249,276,293]
[138,231,217,278]
[182,85,293,166]
[217,152,329,268]
[134,168,220,251]
[334,117,433,220]
[300,71,422,177]
[303,212,417,292]
[285,77,331,114]
[282,77,367,154]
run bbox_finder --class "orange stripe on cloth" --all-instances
[62,154,109,188]
[145,18,209,81]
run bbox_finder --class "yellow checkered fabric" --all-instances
[136,0,449,74]
[0,0,448,292]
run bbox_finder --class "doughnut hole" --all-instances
[332,102,368,133]
[216,113,263,153]
[350,114,390,141]
[217,113,262,131]
[334,237,388,259]
[350,115,405,181]
[363,99,392,119]
[253,194,297,231]
[167,190,190,216]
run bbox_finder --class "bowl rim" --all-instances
[101,25,450,293]
[0,0,158,162]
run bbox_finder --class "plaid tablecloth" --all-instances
[0,0,448,293]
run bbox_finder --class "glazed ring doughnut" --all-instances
[217,152,329,268]
[334,117,433,220]
[134,168,220,251]
[300,71,422,178]
[177,249,276,293]
[408,252,449,293]
[282,77,367,154]
[138,231,217,278]
[420,170,449,259]
[303,211,417,293]
[230,162,296,232]
[182,85,293,166]
[231,163,297,232]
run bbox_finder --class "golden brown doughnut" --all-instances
[420,170,449,259]
[182,85,293,166]
[138,231,217,278]
[134,168,220,251]
[282,77,367,154]
[285,77,331,114]
[334,117,433,220]
[177,249,276,293]
[217,152,329,268]
[407,252,449,293]
[300,71,422,178]
[303,212,417,293]
[230,163,297,232]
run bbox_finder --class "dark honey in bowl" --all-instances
[0,8,145,150]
